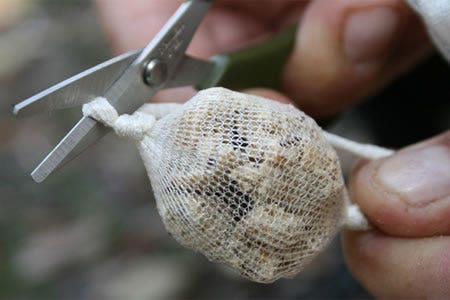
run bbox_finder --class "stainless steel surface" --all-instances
[165,55,213,89]
[143,59,168,86]
[30,0,212,182]
[13,49,141,116]
[145,55,214,89]
[31,116,108,183]
[106,0,211,114]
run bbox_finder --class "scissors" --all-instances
[13,0,297,183]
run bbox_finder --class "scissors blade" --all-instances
[166,55,214,88]
[31,116,106,183]
[31,0,212,182]
[13,49,141,116]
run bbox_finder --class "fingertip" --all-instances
[349,131,450,237]
[95,0,182,53]
[282,0,431,118]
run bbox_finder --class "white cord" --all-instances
[344,204,370,230]
[324,133,393,231]
[137,103,182,120]
[83,97,156,141]
[324,131,394,160]
[341,189,370,231]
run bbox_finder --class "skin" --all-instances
[95,0,450,297]
[344,131,450,298]
[95,0,431,116]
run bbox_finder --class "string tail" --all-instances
[137,103,182,120]
[343,204,370,231]
[324,131,394,160]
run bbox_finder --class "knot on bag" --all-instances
[82,97,156,141]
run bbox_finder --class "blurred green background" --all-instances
[1,0,448,299]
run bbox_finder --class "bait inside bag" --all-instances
[83,87,391,283]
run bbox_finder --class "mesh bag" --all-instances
[141,88,345,282]
[83,87,390,283]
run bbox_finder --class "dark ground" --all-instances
[0,1,448,299]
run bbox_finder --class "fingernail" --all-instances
[344,7,403,64]
[377,137,450,206]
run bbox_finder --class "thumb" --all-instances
[349,130,450,237]
[283,0,432,118]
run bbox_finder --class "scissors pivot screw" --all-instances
[143,59,168,86]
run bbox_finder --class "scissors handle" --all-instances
[199,24,297,91]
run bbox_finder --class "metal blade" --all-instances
[13,49,141,116]
[31,0,213,182]
[31,116,108,183]
[165,55,214,88]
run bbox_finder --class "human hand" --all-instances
[95,0,431,118]
[343,131,450,298]
[94,1,448,297]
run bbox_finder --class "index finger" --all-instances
[94,0,304,56]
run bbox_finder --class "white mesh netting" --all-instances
[83,87,391,283]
